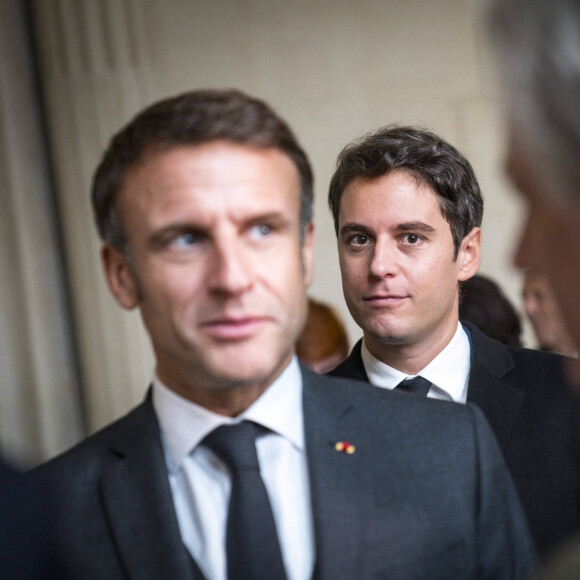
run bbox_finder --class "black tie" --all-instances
[395,376,432,397]
[202,421,288,580]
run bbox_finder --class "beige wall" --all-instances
[23,0,528,454]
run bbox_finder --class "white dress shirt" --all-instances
[152,357,314,580]
[361,322,471,403]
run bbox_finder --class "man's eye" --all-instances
[172,232,198,247]
[251,224,272,238]
[351,234,369,245]
[403,234,421,244]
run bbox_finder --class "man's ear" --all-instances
[301,221,315,286]
[457,227,482,282]
[101,244,140,310]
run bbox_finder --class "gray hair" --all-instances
[489,0,580,206]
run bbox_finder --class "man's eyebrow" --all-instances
[338,223,375,239]
[243,211,289,226]
[145,222,205,248]
[396,221,435,233]
[147,212,291,242]
[339,221,436,237]
[149,221,204,236]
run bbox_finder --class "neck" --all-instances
[156,362,291,417]
[364,323,458,375]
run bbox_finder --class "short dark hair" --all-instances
[328,125,483,257]
[92,89,313,253]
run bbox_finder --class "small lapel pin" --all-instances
[335,441,356,454]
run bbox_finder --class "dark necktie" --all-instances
[395,376,432,397]
[202,421,288,580]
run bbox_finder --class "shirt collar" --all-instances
[361,322,471,402]
[152,357,304,472]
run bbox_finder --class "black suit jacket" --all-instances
[330,322,580,557]
[33,366,535,579]
[0,458,68,579]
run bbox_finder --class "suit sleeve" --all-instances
[468,403,538,579]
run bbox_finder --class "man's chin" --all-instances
[365,323,409,345]
[205,349,291,388]
[209,366,275,388]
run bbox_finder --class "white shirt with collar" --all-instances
[152,357,314,580]
[361,322,471,403]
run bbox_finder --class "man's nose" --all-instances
[369,238,397,279]
[208,240,253,295]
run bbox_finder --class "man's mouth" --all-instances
[363,294,408,307]
[200,316,269,340]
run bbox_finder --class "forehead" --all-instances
[339,169,446,223]
[118,141,302,220]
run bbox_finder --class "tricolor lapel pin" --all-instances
[334,441,356,454]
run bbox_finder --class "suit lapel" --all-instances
[329,339,368,381]
[99,394,198,579]
[463,322,524,451]
[302,367,371,580]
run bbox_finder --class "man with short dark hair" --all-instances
[329,124,580,558]
[35,93,534,579]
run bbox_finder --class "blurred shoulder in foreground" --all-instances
[0,457,68,579]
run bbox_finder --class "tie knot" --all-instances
[395,376,432,397]
[202,421,263,472]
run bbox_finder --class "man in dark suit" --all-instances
[34,90,534,579]
[328,125,580,559]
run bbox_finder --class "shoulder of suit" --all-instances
[499,337,568,378]
[31,396,155,477]
[326,339,365,380]
[466,320,565,372]
[469,323,575,405]
[313,367,477,423]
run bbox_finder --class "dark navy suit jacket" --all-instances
[0,458,68,579]
[33,365,535,579]
[330,321,580,557]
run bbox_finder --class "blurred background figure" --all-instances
[459,274,523,347]
[295,297,349,373]
[522,270,577,357]
[489,0,580,576]
[489,0,580,357]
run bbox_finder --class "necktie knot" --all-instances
[202,421,263,472]
[395,376,432,397]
